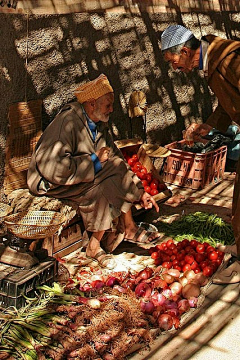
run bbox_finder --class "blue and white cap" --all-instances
[161,25,194,51]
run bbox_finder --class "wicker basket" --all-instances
[0,203,13,221]
[4,211,66,239]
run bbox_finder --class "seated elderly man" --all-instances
[27,74,160,269]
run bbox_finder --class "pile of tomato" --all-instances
[126,154,167,195]
[149,238,224,277]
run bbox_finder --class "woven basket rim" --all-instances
[4,210,65,226]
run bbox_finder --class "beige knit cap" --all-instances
[74,74,113,103]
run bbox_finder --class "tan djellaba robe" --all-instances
[203,35,240,254]
[27,102,144,233]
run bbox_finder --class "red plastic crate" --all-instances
[162,140,227,190]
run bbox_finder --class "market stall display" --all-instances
[0,210,232,360]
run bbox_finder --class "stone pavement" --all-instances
[127,172,240,360]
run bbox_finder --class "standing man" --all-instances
[27,74,160,270]
[161,25,240,284]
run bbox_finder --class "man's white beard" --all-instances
[93,109,109,123]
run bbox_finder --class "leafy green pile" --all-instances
[157,211,235,246]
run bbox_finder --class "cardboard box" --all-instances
[115,139,172,213]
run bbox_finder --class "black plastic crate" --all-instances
[0,257,57,308]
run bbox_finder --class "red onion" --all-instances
[81,283,92,292]
[166,308,179,317]
[113,285,127,293]
[151,292,167,307]
[137,267,154,280]
[169,282,182,296]
[135,281,152,299]
[164,300,178,310]
[152,306,164,319]
[188,297,198,308]
[165,269,181,278]
[140,300,155,314]
[91,280,105,290]
[122,278,136,291]
[182,283,201,299]
[157,314,173,331]
[191,272,208,286]
[152,278,168,290]
[162,273,175,284]
[105,276,119,287]
[162,288,172,299]
[177,299,190,314]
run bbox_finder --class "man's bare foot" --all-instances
[86,236,116,269]
[124,224,161,244]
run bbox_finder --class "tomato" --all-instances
[216,250,224,260]
[145,173,153,183]
[190,260,198,270]
[206,246,215,253]
[161,242,167,251]
[176,252,185,261]
[133,162,142,172]
[154,258,162,266]
[200,260,209,270]
[181,239,190,248]
[184,254,195,264]
[196,244,205,253]
[150,189,159,196]
[128,158,135,166]
[155,244,163,251]
[202,265,214,277]
[150,181,158,189]
[182,263,191,272]
[166,239,174,247]
[194,267,201,274]
[141,179,148,187]
[208,251,218,261]
[140,166,147,175]
[172,259,180,267]
[212,258,222,267]
[190,239,198,248]
[132,154,138,161]
[144,186,151,193]
[173,265,182,272]
[138,171,147,180]
[151,251,160,260]
[185,245,192,253]
[162,261,172,269]
[168,243,177,251]
[195,253,205,263]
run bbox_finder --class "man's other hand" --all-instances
[96,147,110,163]
[140,192,159,212]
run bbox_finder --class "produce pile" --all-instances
[0,283,153,360]
[157,212,234,246]
[0,235,227,360]
[123,152,167,195]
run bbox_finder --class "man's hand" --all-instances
[96,147,110,163]
[184,123,213,142]
[140,192,159,212]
